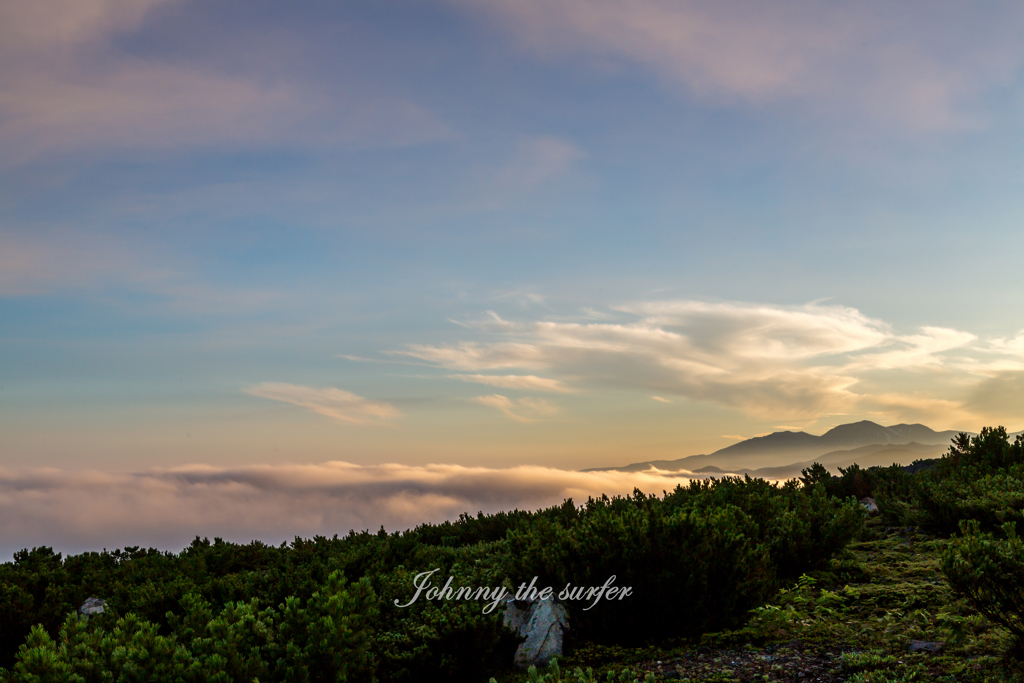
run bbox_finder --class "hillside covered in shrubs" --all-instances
[3,426,1024,682]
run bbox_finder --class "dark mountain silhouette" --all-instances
[583,420,966,473]
[712,430,821,457]
[735,442,947,480]
[817,421,956,450]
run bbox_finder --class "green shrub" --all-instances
[509,499,773,643]
[799,460,920,527]
[9,613,197,683]
[2,570,378,683]
[915,472,1024,533]
[941,520,1024,641]
[489,659,656,683]
[913,428,1024,534]
[0,478,866,680]
[372,541,520,682]
[664,477,864,578]
[508,479,863,644]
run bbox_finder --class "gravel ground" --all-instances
[634,641,857,682]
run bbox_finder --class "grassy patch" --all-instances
[512,520,1024,682]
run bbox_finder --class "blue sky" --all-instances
[3,0,1024,510]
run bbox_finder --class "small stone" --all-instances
[860,497,879,515]
[79,597,106,616]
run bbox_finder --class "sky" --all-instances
[2,0,1024,557]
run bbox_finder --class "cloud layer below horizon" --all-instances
[0,461,703,562]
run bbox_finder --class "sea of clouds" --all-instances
[0,462,705,562]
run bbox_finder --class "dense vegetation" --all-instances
[3,426,1024,682]
[506,480,863,643]
[534,427,1024,682]
[1,476,861,682]
[801,426,1024,646]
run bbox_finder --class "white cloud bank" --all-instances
[397,299,1021,426]
[0,462,702,561]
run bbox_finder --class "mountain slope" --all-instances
[583,420,967,473]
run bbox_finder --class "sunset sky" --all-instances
[3,0,1024,557]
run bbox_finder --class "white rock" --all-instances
[504,598,532,634]
[80,597,106,616]
[504,597,569,668]
[860,497,879,515]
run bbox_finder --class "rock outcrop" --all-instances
[504,597,569,668]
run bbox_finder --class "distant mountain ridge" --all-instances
[690,442,949,482]
[583,420,967,474]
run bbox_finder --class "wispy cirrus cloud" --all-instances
[0,0,447,163]
[454,0,1024,132]
[473,394,560,423]
[0,461,705,561]
[968,331,1024,375]
[451,373,574,393]
[245,383,399,425]
[397,299,997,424]
[401,300,892,418]
[845,327,977,371]
[990,331,1024,356]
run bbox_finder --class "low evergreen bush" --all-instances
[942,521,1024,641]
[0,476,867,679]
[913,428,1024,534]
[507,478,863,644]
